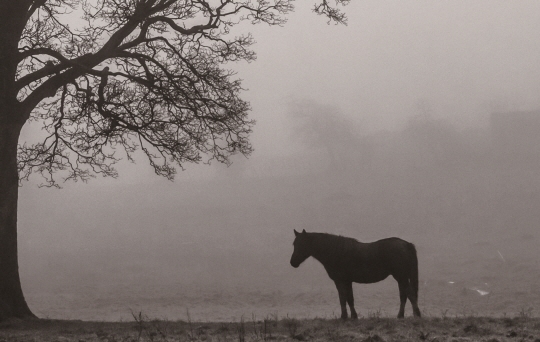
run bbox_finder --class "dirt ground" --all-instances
[1,316,540,342]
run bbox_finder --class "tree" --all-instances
[288,99,360,170]
[0,0,349,320]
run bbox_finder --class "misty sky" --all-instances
[20,1,540,177]
[240,0,540,155]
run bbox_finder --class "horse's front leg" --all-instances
[334,280,348,320]
[345,282,358,319]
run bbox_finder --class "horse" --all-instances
[290,229,421,319]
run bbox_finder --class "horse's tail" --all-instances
[408,243,419,300]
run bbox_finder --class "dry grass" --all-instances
[1,315,540,342]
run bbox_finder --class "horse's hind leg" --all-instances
[345,282,358,319]
[397,280,408,319]
[334,280,348,320]
[406,283,421,318]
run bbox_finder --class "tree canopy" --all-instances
[13,0,348,187]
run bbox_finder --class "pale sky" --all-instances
[238,0,540,155]
[20,1,540,165]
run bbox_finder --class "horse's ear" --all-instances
[294,229,299,237]
[302,229,306,234]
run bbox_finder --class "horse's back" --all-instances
[357,238,416,276]
[372,237,416,273]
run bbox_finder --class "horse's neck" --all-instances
[310,237,336,265]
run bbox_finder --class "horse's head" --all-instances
[290,229,311,268]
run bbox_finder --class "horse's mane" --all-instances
[309,232,361,262]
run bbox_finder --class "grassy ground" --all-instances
[1,316,540,342]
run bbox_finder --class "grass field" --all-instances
[1,316,540,342]
[21,232,540,322]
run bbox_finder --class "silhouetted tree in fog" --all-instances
[0,0,349,320]
[289,100,362,171]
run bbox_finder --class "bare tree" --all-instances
[289,100,359,170]
[0,0,349,320]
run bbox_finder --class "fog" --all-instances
[18,1,540,320]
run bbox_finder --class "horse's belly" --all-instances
[351,269,389,284]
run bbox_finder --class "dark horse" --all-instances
[290,229,421,319]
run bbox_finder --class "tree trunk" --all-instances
[0,1,38,320]
[0,1,37,320]
[0,119,35,320]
